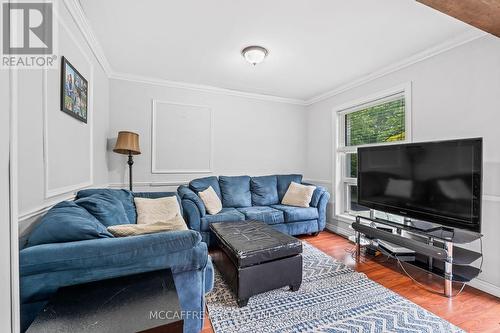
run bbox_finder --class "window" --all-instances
[335,86,411,219]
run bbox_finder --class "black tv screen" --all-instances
[357,138,482,232]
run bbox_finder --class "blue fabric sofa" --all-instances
[19,189,214,333]
[177,174,330,245]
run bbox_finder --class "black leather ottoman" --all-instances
[210,220,303,307]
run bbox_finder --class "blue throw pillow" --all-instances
[27,201,112,247]
[76,189,136,223]
[277,174,303,201]
[219,175,252,208]
[251,175,279,206]
[189,176,222,199]
[75,193,130,227]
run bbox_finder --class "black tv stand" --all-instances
[352,214,483,297]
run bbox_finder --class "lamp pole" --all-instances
[127,151,134,191]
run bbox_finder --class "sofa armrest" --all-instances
[177,185,206,217]
[181,199,203,232]
[316,191,330,231]
[303,182,330,231]
[19,230,206,277]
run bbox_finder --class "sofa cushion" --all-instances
[250,175,279,206]
[281,182,316,208]
[277,174,303,201]
[134,196,182,225]
[271,204,319,222]
[219,175,252,208]
[236,206,284,225]
[189,176,222,199]
[76,189,136,224]
[198,186,222,215]
[200,208,245,231]
[107,218,188,237]
[75,193,130,227]
[27,201,113,247]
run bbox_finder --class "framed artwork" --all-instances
[60,56,88,123]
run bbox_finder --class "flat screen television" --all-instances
[357,138,482,232]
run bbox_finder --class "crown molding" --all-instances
[64,1,487,107]
[110,72,307,105]
[62,0,113,76]
[304,30,488,105]
[60,2,304,104]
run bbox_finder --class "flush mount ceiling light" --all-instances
[241,45,268,66]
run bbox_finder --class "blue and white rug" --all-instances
[206,242,464,333]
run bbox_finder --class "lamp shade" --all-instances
[113,131,141,155]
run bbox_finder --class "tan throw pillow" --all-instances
[281,182,316,208]
[198,186,222,215]
[107,217,188,237]
[134,196,181,225]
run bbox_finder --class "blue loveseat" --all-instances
[19,189,214,333]
[177,174,330,245]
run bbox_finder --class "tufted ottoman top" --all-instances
[210,220,302,268]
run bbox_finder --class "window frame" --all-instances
[332,83,412,222]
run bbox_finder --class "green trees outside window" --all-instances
[345,97,405,179]
[345,98,405,147]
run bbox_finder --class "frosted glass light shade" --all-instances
[241,46,268,65]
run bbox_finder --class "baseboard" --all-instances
[467,278,500,298]
[326,219,354,238]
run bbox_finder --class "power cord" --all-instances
[345,245,370,263]
[395,257,460,296]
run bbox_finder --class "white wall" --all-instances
[305,35,500,296]
[108,78,307,191]
[17,2,110,235]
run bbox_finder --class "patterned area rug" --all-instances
[206,242,464,333]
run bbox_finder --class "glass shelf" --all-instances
[357,216,482,244]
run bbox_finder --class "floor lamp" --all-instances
[113,131,141,191]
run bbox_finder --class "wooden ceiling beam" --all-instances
[417,0,500,38]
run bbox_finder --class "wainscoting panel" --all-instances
[43,16,94,198]
[151,100,213,174]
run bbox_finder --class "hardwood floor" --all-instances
[201,230,500,333]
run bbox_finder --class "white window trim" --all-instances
[331,82,413,223]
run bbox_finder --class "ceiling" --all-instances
[80,0,480,101]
